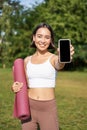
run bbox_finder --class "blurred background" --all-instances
[0,0,87,130]
[0,0,87,70]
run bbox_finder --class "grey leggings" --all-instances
[21,98,59,130]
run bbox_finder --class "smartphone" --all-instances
[58,39,71,63]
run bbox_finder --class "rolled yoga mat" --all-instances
[13,58,31,120]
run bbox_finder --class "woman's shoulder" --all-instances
[50,53,58,67]
[24,55,32,66]
[50,53,58,60]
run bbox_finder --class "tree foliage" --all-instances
[0,0,87,69]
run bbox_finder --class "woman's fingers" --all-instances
[70,44,74,60]
[11,82,23,93]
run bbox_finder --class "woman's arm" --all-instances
[54,56,65,70]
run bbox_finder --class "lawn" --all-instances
[0,68,87,130]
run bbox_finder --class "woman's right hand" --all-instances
[11,82,23,93]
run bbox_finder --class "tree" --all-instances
[0,0,87,69]
[0,0,32,67]
[28,0,87,69]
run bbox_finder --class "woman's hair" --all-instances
[30,23,55,49]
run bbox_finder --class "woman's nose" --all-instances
[41,37,45,43]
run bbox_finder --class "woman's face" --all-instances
[33,27,51,51]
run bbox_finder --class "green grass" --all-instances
[56,71,87,130]
[0,69,87,130]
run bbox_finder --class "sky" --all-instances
[20,0,44,8]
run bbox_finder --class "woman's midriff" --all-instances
[28,88,55,101]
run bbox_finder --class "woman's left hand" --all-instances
[70,44,74,60]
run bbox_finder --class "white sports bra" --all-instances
[26,55,57,88]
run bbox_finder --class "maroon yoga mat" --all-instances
[13,58,31,120]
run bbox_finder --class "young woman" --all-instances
[12,23,74,130]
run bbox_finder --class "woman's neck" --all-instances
[35,50,50,56]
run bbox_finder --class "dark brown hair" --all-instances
[30,23,55,49]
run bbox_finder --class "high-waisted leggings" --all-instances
[21,98,59,130]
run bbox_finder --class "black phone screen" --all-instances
[59,39,71,63]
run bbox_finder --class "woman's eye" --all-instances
[45,36,50,39]
[37,35,42,38]
[37,35,51,39]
